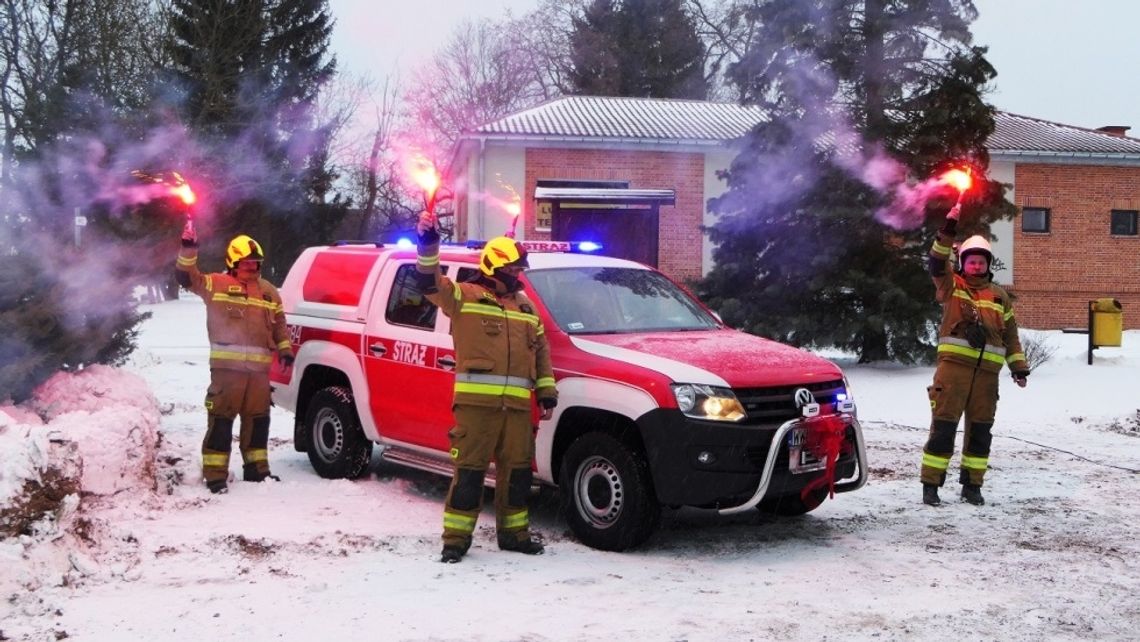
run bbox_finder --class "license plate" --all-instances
[788,427,826,474]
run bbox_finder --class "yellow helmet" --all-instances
[225,234,265,269]
[479,236,529,276]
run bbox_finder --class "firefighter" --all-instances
[177,225,294,494]
[921,203,1030,506]
[415,211,558,563]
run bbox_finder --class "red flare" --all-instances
[942,168,973,193]
[406,155,441,212]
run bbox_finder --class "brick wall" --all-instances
[524,148,706,283]
[1011,163,1140,329]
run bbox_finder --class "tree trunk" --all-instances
[858,325,889,363]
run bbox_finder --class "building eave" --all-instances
[990,149,1140,166]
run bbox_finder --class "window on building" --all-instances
[1021,207,1050,233]
[1110,209,1138,236]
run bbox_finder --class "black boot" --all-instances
[922,484,941,506]
[961,484,985,506]
[206,479,228,495]
[243,463,280,482]
[498,532,545,555]
[440,543,469,564]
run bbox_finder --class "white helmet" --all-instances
[957,235,992,263]
[956,235,992,275]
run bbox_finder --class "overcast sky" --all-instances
[328,0,1140,135]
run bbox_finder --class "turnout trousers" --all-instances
[921,360,999,487]
[201,368,273,483]
[442,405,535,550]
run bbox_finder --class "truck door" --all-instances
[363,261,456,450]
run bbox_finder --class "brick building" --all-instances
[450,96,1140,329]
[986,114,1140,329]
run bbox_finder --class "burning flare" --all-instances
[131,170,197,207]
[941,168,973,194]
[505,201,521,238]
[405,154,441,212]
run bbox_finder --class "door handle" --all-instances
[437,355,456,370]
[369,342,387,356]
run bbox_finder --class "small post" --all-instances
[1088,300,1095,366]
[73,206,86,247]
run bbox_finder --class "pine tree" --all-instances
[698,0,1015,363]
[0,251,149,404]
[568,0,708,99]
[166,0,341,278]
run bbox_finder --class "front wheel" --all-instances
[560,432,660,551]
[304,386,373,479]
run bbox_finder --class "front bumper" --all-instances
[636,409,868,510]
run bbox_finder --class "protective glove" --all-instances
[416,211,440,245]
[180,219,198,247]
[1011,370,1029,387]
[279,353,295,368]
[537,396,556,421]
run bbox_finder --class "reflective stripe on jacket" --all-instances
[929,227,1028,374]
[417,240,557,410]
[177,247,293,372]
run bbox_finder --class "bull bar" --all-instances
[717,412,868,515]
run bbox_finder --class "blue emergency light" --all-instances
[464,240,603,254]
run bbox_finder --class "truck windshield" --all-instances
[526,267,720,334]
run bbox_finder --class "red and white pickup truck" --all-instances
[270,240,866,550]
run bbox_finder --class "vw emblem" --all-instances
[793,388,815,408]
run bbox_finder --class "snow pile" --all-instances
[29,365,161,496]
[0,365,160,541]
[1,367,161,636]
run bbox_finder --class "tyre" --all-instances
[758,486,829,517]
[304,386,373,479]
[560,432,660,551]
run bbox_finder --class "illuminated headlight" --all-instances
[837,376,857,415]
[671,384,746,422]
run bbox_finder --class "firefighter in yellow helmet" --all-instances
[921,203,1029,507]
[176,226,294,494]
[415,211,557,563]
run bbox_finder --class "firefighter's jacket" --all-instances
[176,246,293,372]
[928,222,1028,374]
[416,237,557,411]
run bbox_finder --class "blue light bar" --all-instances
[395,238,415,249]
[576,241,603,253]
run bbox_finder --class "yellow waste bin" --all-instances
[1090,298,1123,347]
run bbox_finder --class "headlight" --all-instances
[836,375,857,416]
[671,384,746,422]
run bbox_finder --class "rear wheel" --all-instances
[304,386,373,479]
[560,432,660,551]
[758,486,829,517]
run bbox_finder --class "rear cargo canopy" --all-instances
[302,251,379,306]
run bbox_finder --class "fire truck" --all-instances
[270,239,867,550]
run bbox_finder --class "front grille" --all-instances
[734,379,846,425]
[745,425,857,469]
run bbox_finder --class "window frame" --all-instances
[384,263,444,330]
[1110,209,1138,236]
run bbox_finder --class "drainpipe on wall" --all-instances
[477,138,486,239]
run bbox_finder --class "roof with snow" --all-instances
[473,96,765,144]
[988,112,1140,158]
[467,96,1140,159]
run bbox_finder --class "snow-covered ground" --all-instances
[2,296,1139,641]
